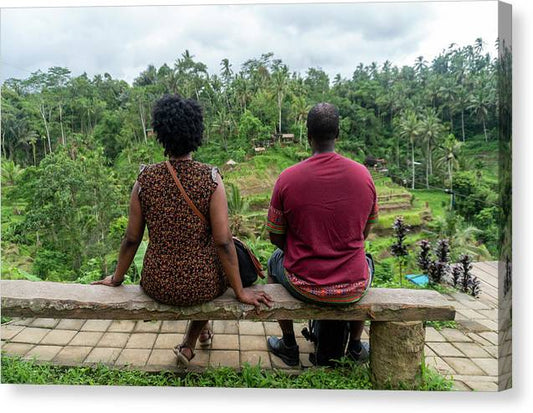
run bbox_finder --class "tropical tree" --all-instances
[418,108,445,188]
[397,110,420,189]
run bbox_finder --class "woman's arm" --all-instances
[209,174,272,309]
[92,181,145,286]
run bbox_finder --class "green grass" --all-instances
[425,321,459,331]
[0,354,453,391]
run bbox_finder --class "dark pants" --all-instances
[267,249,374,305]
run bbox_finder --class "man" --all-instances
[265,102,378,366]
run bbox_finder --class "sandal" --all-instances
[173,344,195,367]
[198,326,214,347]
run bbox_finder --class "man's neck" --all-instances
[312,144,336,155]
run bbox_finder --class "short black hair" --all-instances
[151,94,204,157]
[306,102,340,142]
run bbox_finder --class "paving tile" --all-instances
[161,320,188,333]
[238,321,264,336]
[154,333,183,349]
[1,324,25,340]
[467,333,493,347]
[455,309,486,320]
[239,335,268,351]
[190,348,210,368]
[443,357,485,375]
[452,342,491,358]
[263,322,282,336]
[10,328,50,344]
[484,345,498,358]
[425,328,446,342]
[424,356,454,375]
[212,320,238,335]
[424,345,436,356]
[98,332,130,348]
[476,309,498,319]
[427,342,464,357]
[241,351,271,368]
[296,337,315,354]
[29,318,60,329]
[209,350,240,368]
[1,342,34,356]
[294,322,307,338]
[211,334,239,350]
[84,347,122,364]
[462,380,498,392]
[115,349,151,366]
[125,333,157,349]
[478,331,498,345]
[70,331,104,346]
[439,328,472,343]
[134,320,162,333]
[108,320,136,333]
[452,374,498,383]
[81,320,112,332]
[40,329,77,346]
[473,358,499,376]
[300,353,313,368]
[11,318,35,326]
[452,380,472,391]
[457,320,491,333]
[56,319,86,330]
[54,346,92,364]
[147,349,176,366]
[24,345,63,361]
[476,319,498,331]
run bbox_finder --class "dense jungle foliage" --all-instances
[1,38,504,286]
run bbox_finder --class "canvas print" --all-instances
[0,0,512,392]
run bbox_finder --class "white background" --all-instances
[0,0,531,412]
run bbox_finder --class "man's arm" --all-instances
[363,222,373,240]
[269,232,286,251]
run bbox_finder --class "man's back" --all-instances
[268,152,378,297]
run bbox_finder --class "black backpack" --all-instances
[301,254,375,367]
[302,320,350,367]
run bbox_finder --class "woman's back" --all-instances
[137,159,227,306]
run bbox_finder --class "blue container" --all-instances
[405,274,429,287]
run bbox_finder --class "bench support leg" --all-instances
[369,321,425,389]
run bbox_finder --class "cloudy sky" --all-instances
[0,0,498,84]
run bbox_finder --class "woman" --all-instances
[93,94,272,366]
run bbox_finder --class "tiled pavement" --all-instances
[1,261,510,391]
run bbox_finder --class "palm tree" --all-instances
[271,65,289,134]
[437,133,462,191]
[468,84,492,141]
[397,110,420,189]
[291,96,309,145]
[418,109,445,188]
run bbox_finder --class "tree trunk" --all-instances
[370,321,425,389]
[483,118,488,142]
[139,100,147,143]
[411,142,415,190]
[39,103,52,153]
[461,110,465,141]
[59,103,65,145]
[426,140,430,189]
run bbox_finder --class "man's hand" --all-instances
[91,275,122,287]
[237,288,273,312]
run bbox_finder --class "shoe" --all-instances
[267,336,300,366]
[173,344,195,367]
[346,341,370,363]
[198,326,214,347]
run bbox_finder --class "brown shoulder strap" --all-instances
[165,161,209,226]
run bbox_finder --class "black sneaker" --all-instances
[347,341,370,363]
[267,336,300,366]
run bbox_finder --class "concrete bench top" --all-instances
[1,280,455,322]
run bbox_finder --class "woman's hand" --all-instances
[237,288,273,311]
[91,275,122,287]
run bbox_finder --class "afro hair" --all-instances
[151,94,204,157]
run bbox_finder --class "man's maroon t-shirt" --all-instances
[267,152,378,303]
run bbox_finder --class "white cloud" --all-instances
[0,1,498,84]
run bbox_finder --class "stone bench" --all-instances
[1,280,455,388]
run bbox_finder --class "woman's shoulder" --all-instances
[190,161,221,184]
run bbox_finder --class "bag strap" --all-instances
[165,160,209,226]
